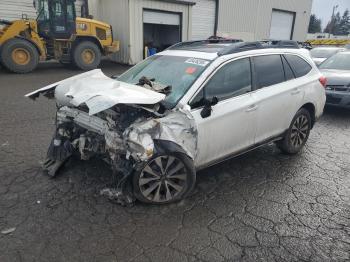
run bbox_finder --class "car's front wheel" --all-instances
[133,153,196,204]
[277,108,312,154]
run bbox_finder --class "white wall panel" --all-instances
[217,0,313,41]
[75,0,85,17]
[0,0,36,21]
[88,0,130,64]
[191,0,215,40]
[0,0,85,21]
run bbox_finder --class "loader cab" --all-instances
[36,0,76,39]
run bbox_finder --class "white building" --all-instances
[88,0,313,64]
[217,0,312,42]
[0,0,313,64]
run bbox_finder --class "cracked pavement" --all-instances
[0,62,349,262]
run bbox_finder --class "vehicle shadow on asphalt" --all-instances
[51,141,304,208]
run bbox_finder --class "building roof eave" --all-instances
[155,0,196,6]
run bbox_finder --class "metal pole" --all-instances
[329,4,338,38]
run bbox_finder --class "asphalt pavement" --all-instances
[0,61,349,262]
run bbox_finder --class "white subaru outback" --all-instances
[26,40,326,205]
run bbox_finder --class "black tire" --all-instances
[133,153,196,204]
[72,41,101,70]
[0,38,39,73]
[276,108,312,155]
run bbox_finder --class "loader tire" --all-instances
[0,38,39,73]
[72,41,101,70]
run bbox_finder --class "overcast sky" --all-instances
[311,0,350,29]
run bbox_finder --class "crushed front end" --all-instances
[26,69,197,205]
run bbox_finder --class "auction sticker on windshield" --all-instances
[185,58,210,67]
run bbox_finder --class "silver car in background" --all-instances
[310,47,345,66]
[319,51,350,109]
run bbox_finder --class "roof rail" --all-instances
[259,40,300,49]
[218,40,301,56]
[167,39,300,56]
[168,38,243,50]
[218,41,264,56]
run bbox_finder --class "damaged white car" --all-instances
[26,40,326,205]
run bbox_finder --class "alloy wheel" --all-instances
[290,115,309,147]
[139,156,187,203]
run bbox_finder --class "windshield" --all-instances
[36,0,49,21]
[310,48,340,58]
[118,55,211,108]
[319,52,350,70]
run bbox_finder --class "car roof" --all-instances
[157,40,308,62]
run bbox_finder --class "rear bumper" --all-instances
[104,41,120,54]
[326,91,350,108]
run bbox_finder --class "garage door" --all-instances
[143,10,180,26]
[269,9,295,40]
[192,0,216,40]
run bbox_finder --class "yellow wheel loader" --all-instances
[0,0,119,73]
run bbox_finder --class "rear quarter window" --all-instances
[284,54,312,78]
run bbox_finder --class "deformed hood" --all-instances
[25,69,166,115]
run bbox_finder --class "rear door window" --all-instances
[253,55,285,89]
[282,56,295,81]
[284,54,312,78]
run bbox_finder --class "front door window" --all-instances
[190,58,256,167]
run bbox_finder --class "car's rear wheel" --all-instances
[277,108,312,154]
[133,153,196,204]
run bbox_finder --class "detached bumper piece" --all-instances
[43,136,74,177]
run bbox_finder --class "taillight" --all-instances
[319,76,327,87]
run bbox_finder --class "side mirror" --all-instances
[211,96,218,106]
[200,96,218,118]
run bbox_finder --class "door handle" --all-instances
[291,88,301,95]
[246,104,258,112]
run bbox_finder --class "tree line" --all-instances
[308,9,350,35]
